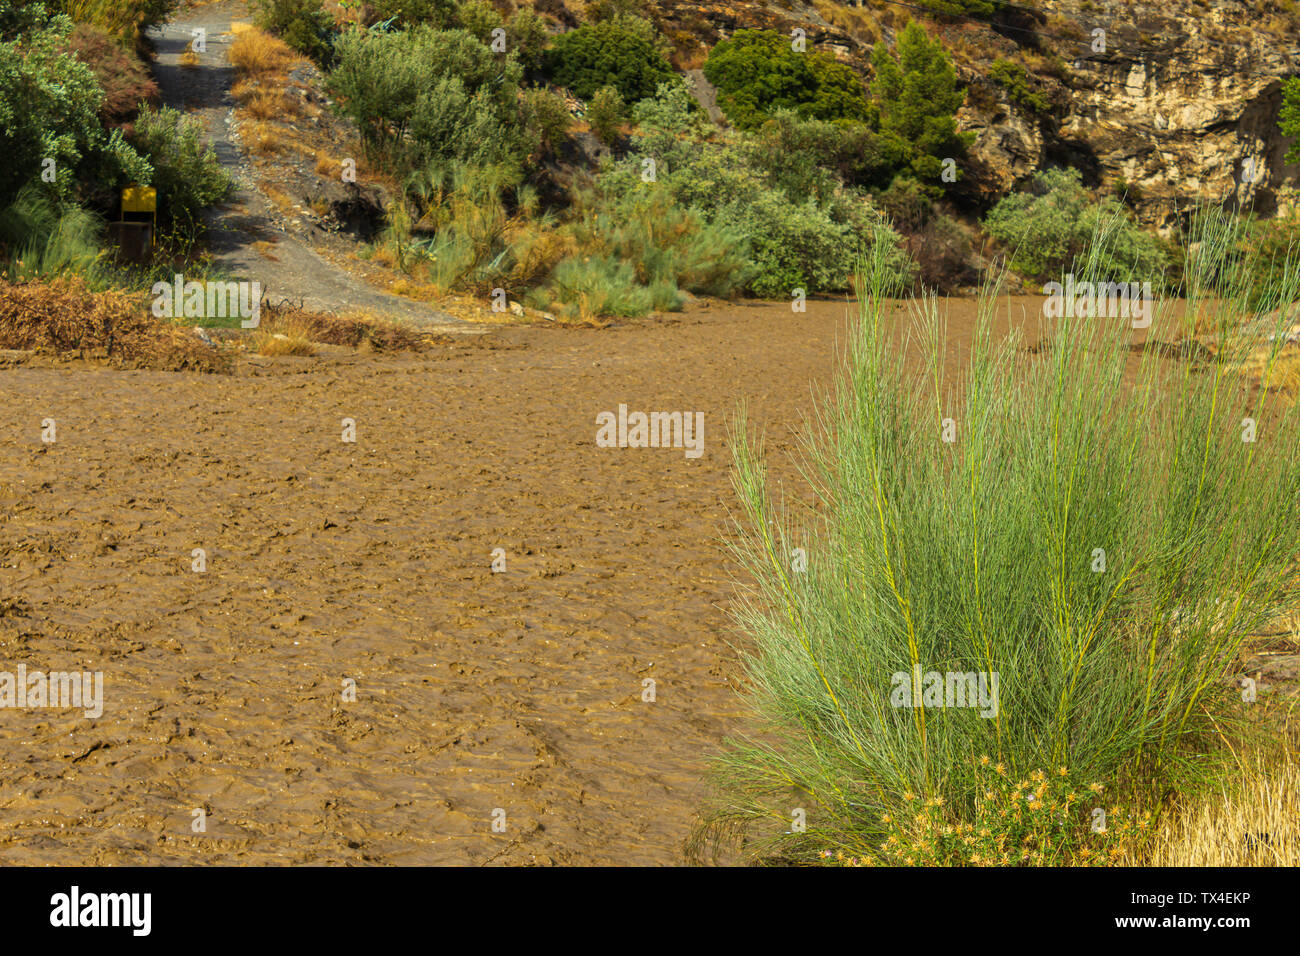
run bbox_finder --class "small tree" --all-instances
[587,86,627,145]
[871,21,973,181]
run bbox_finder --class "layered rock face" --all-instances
[563,0,1299,231]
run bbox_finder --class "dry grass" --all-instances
[0,277,233,373]
[315,153,344,179]
[227,25,300,76]
[243,89,287,120]
[252,316,316,356]
[257,302,436,352]
[1137,751,1300,865]
[249,122,285,155]
[180,43,200,68]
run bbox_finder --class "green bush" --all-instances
[253,0,335,66]
[700,213,1300,863]
[0,2,151,207]
[545,18,675,103]
[704,29,871,131]
[601,84,914,298]
[523,87,571,155]
[328,26,527,172]
[587,85,627,145]
[367,0,455,28]
[988,58,1049,113]
[747,111,906,196]
[130,105,231,233]
[453,0,501,42]
[982,167,1167,281]
[1281,77,1300,165]
[871,21,973,183]
[571,186,752,298]
[531,255,656,320]
[507,7,549,78]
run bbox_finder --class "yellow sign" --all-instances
[121,185,157,214]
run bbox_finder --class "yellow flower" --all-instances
[979,755,991,766]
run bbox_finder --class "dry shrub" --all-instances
[66,23,160,128]
[228,25,299,76]
[258,302,435,351]
[0,278,233,373]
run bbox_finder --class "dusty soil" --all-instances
[0,298,872,865]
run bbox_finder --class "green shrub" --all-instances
[545,18,675,103]
[0,183,105,280]
[601,84,914,298]
[1281,77,1300,165]
[130,105,231,233]
[328,26,527,172]
[587,85,627,145]
[507,6,548,78]
[0,2,151,207]
[871,21,973,183]
[253,0,335,66]
[982,167,1167,281]
[571,186,752,297]
[703,29,871,131]
[747,111,906,196]
[988,58,1049,113]
[532,255,656,320]
[524,87,571,155]
[453,0,501,42]
[700,212,1300,863]
[367,0,455,28]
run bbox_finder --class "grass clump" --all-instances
[697,212,1300,864]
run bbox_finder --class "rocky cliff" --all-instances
[547,0,1300,232]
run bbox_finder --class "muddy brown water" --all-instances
[0,296,1136,864]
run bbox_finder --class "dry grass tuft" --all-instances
[227,25,300,76]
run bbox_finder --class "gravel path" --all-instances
[147,1,466,330]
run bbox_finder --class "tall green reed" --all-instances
[700,207,1300,862]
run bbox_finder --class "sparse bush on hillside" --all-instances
[983,167,1167,281]
[253,0,336,66]
[703,28,871,131]
[523,87,571,156]
[545,17,675,103]
[988,57,1049,113]
[130,105,231,234]
[916,0,996,17]
[1281,77,1300,164]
